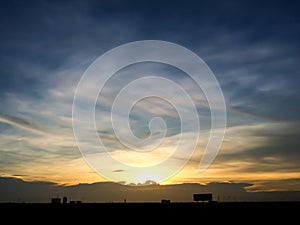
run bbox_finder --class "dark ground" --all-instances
[1,202,298,221]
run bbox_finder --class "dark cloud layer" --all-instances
[216,122,300,174]
[0,113,48,134]
[1,0,299,121]
[1,176,300,203]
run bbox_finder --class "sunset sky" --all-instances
[0,0,300,201]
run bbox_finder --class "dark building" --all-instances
[63,196,67,204]
[161,199,171,203]
[193,193,213,202]
[70,200,82,204]
[51,197,61,204]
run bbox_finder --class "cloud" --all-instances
[140,131,162,139]
[1,176,300,203]
[219,122,300,168]
[165,121,300,190]
[0,0,299,190]
[0,113,50,134]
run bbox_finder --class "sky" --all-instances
[0,0,300,202]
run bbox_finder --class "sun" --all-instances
[135,172,160,185]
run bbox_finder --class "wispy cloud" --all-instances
[0,0,299,191]
[0,113,51,134]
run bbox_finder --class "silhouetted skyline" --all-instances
[1,176,300,203]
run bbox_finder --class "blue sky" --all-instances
[0,0,300,192]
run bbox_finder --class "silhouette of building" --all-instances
[51,197,61,204]
[70,200,82,204]
[193,193,213,203]
[63,196,67,204]
[161,199,171,203]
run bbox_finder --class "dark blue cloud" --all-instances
[0,0,300,188]
[1,176,300,202]
[1,0,299,103]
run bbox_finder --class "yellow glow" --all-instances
[3,122,300,192]
[135,172,160,184]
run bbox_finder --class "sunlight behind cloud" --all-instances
[0,0,299,197]
[135,172,161,184]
